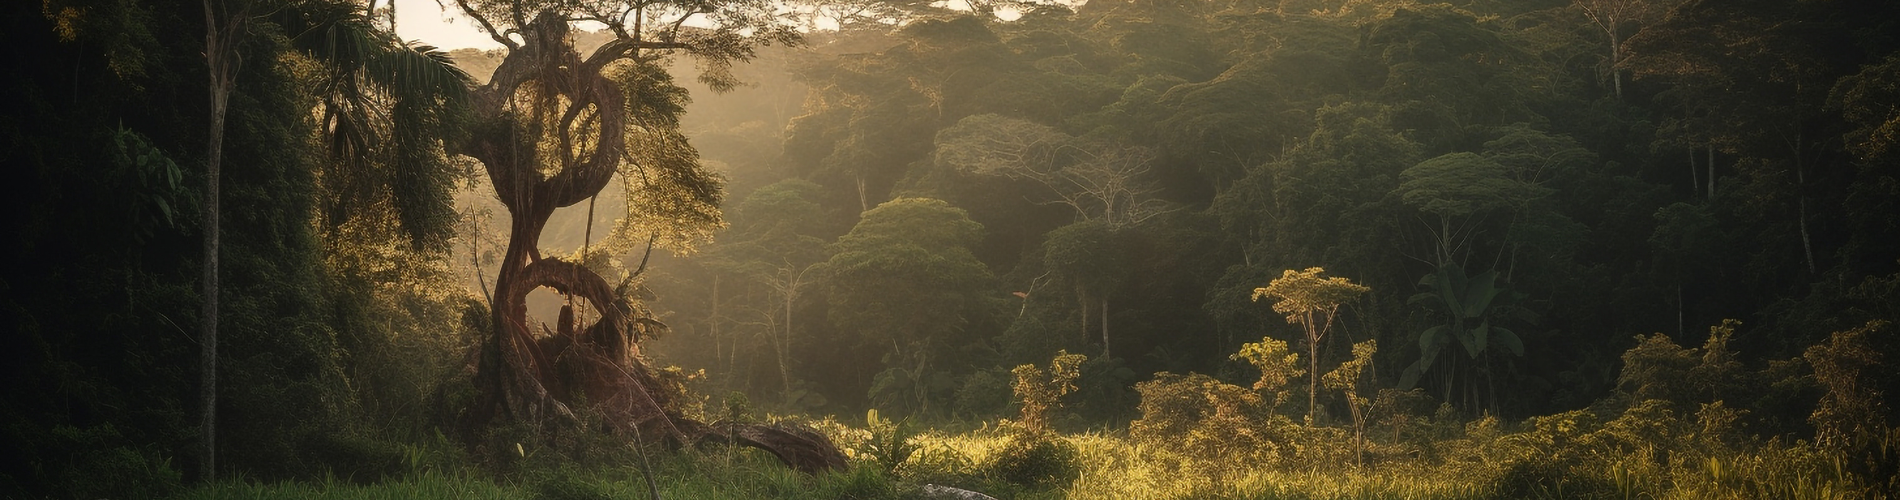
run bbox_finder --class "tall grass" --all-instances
[177,421,1881,500]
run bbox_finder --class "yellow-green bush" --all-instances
[982,431,1081,488]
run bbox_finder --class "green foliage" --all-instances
[1833,54,1900,165]
[1232,336,1303,405]
[1806,320,1890,454]
[825,198,995,414]
[43,424,184,500]
[1130,372,1298,473]
[1613,320,1761,417]
[720,391,761,425]
[954,368,1015,419]
[983,432,1081,489]
[1256,267,1368,425]
[861,409,919,474]
[1012,350,1087,431]
[1325,340,1378,465]
[1401,264,1527,393]
[1324,340,1378,395]
[528,468,613,500]
[19,0,1900,497]
[1616,333,1701,403]
[1804,320,1898,493]
[1399,152,1526,220]
[1043,221,1131,292]
[108,126,187,243]
[1252,267,1371,325]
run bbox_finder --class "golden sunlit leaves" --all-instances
[1232,336,1302,398]
[1251,267,1369,325]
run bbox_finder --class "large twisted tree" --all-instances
[450,0,841,472]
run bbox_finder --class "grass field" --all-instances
[175,419,1877,500]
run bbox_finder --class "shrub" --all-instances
[895,440,978,485]
[718,391,759,425]
[983,431,1080,488]
[861,409,918,474]
[1130,372,1297,470]
[953,368,1014,419]
[40,424,183,500]
[1617,333,1699,404]
[1013,350,1086,431]
[300,432,407,483]
[1806,320,1889,454]
[1486,455,1615,500]
[1232,335,1303,406]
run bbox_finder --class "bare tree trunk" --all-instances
[1707,145,1716,199]
[712,275,733,387]
[199,0,243,481]
[1077,286,1089,345]
[1100,296,1109,360]
[198,89,224,485]
[781,274,794,405]
[1306,316,1319,426]
[1794,142,1818,275]
[1349,395,1364,467]
[1608,25,1623,100]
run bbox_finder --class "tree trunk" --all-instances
[1349,394,1364,467]
[464,11,667,435]
[197,86,225,485]
[1608,22,1623,100]
[1077,286,1089,345]
[1306,317,1319,426]
[1794,144,1817,275]
[1707,145,1716,198]
[451,11,843,475]
[780,273,795,405]
[198,0,241,481]
[1100,296,1110,360]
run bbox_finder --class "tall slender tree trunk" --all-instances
[1077,286,1089,344]
[1306,316,1319,426]
[1794,140,1818,275]
[1608,24,1623,100]
[199,0,242,481]
[856,175,869,213]
[780,274,795,405]
[1689,148,1699,195]
[1100,296,1109,360]
[198,89,225,485]
[1707,145,1716,199]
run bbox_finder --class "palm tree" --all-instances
[283,2,473,248]
[196,0,469,480]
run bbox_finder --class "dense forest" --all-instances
[5,0,1900,497]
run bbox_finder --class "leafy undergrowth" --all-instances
[177,417,1880,500]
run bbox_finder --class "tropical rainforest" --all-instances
[5,0,1900,497]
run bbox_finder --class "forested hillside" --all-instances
[5,0,1900,498]
[644,0,1900,424]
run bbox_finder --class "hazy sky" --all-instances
[393,0,503,50]
[388,0,1022,50]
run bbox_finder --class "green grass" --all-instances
[180,471,518,500]
[176,424,1879,500]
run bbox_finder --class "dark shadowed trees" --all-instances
[824,197,993,416]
